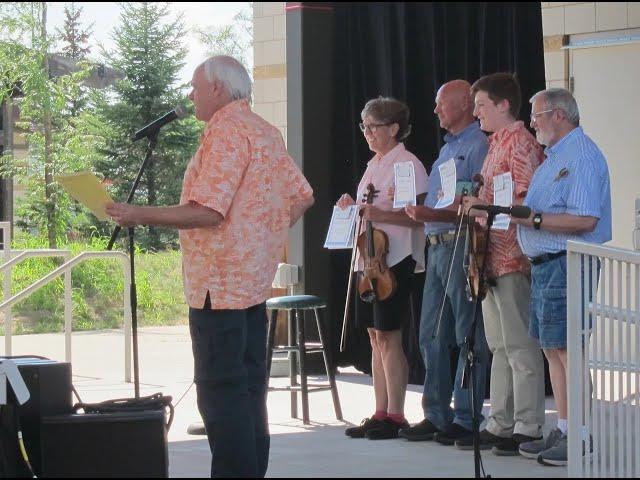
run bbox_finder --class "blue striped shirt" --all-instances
[424,122,488,235]
[517,127,612,257]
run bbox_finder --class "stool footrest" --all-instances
[268,385,333,393]
[272,345,324,353]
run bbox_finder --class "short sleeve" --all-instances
[185,126,251,218]
[467,137,489,179]
[285,156,314,205]
[509,134,542,199]
[565,159,603,218]
[413,158,429,195]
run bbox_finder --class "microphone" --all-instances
[470,204,532,219]
[131,105,188,142]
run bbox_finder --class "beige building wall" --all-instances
[542,2,640,249]
[253,2,287,145]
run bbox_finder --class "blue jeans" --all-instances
[419,240,489,431]
[189,299,270,478]
[530,254,600,349]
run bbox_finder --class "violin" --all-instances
[357,183,397,303]
[463,175,488,302]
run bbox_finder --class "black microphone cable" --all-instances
[73,392,175,430]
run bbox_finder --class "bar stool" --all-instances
[266,295,343,425]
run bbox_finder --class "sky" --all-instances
[47,2,251,85]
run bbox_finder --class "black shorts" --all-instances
[356,255,416,332]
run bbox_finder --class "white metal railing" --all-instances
[0,222,133,382]
[567,240,640,477]
[2,249,72,357]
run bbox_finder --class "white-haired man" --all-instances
[107,56,315,478]
[513,88,611,466]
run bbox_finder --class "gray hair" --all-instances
[361,96,412,141]
[530,88,580,126]
[202,56,252,102]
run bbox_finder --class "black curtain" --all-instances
[329,2,545,379]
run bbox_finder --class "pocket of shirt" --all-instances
[546,177,570,209]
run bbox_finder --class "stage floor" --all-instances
[8,326,567,477]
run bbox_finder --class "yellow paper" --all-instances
[56,172,113,221]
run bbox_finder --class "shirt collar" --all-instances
[204,99,250,131]
[544,126,582,158]
[372,142,405,164]
[488,120,525,147]
[444,121,480,143]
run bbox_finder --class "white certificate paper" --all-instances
[492,172,513,230]
[393,161,417,208]
[324,205,359,249]
[435,158,457,209]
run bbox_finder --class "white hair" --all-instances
[202,56,252,102]
[530,88,580,126]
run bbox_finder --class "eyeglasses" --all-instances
[358,122,390,134]
[530,108,555,121]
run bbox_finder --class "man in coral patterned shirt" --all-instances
[462,73,545,455]
[107,56,314,478]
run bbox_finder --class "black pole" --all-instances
[462,209,496,479]
[129,226,140,399]
[106,131,159,398]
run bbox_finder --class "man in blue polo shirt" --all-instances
[403,79,489,445]
[512,88,612,466]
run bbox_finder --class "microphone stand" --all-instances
[106,130,159,399]
[462,208,496,479]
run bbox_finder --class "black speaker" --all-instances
[40,411,169,478]
[0,357,72,476]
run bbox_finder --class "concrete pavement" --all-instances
[5,326,567,477]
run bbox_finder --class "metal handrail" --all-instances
[1,249,71,360]
[0,249,72,273]
[567,239,640,477]
[0,222,133,382]
[0,251,133,382]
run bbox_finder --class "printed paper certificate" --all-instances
[324,205,359,249]
[393,161,417,208]
[435,158,456,209]
[492,172,513,230]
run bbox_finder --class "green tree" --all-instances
[194,3,253,74]
[0,3,103,248]
[95,2,201,250]
[57,2,92,60]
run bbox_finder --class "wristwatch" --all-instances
[533,212,543,230]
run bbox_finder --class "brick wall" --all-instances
[252,2,287,145]
[541,3,640,88]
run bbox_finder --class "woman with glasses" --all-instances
[337,96,428,440]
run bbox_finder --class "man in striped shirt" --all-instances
[463,73,546,455]
[513,88,612,466]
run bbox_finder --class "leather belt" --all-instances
[528,250,567,266]
[427,231,458,246]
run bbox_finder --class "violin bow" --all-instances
[340,207,363,353]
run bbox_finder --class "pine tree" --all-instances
[58,2,92,60]
[57,3,94,118]
[95,2,201,250]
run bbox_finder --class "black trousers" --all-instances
[189,298,270,478]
